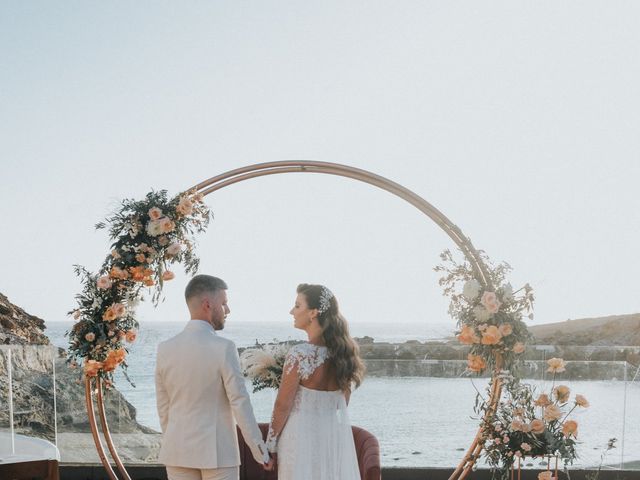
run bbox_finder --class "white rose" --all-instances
[501,283,514,302]
[473,305,492,323]
[146,220,163,237]
[463,279,482,301]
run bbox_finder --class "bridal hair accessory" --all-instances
[318,286,334,314]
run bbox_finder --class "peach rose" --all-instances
[498,323,513,336]
[125,330,137,343]
[160,217,175,233]
[166,242,182,256]
[530,418,545,434]
[520,423,532,433]
[543,404,562,422]
[512,342,526,354]
[148,207,163,220]
[467,354,486,373]
[111,249,121,259]
[73,310,81,320]
[102,308,117,322]
[521,442,532,452]
[112,303,126,317]
[554,385,570,403]
[84,332,95,342]
[481,291,501,314]
[534,393,552,407]
[562,420,578,438]
[97,276,112,290]
[457,325,480,345]
[538,472,553,480]
[83,360,103,377]
[481,325,503,345]
[135,253,147,263]
[177,197,194,216]
[144,277,155,287]
[547,357,566,373]
[110,266,129,280]
[162,271,175,281]
[158,236,170,246]
[575,394,589,408]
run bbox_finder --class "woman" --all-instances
[265,284,366,479]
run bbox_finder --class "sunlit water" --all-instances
[45,321,640,468]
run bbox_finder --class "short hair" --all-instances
[184,275,228,301]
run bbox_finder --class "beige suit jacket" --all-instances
[155,320,268,468]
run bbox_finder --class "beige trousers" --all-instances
[166,465,239,480]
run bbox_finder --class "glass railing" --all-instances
[1,344,638,470]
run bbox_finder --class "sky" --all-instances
[1,1,639,332]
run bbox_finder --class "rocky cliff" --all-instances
[0,292,156,442]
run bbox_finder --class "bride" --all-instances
[265,283,366,479]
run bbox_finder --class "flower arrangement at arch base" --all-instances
[436,250,589,479]
[66,190,212,385]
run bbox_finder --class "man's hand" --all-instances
[263,454,276,471]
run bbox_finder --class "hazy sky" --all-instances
[2,2,639,331]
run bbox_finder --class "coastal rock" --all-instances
[0,291,156,444]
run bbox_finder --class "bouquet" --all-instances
[481,357,589,476]
[239,343,290,392]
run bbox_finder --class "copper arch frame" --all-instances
[85,160,502,480]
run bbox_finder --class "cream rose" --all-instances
[146,220,164,237]
[462,279,482,301]
[166,243,182,256]
[97,276,112,290]
[481,291,501,314]
[530,418,545,434]
[543,404,562,422]
[498,323,513,336]
[575,394,590,408]
[547,357,566,373]
[148,207,163,220]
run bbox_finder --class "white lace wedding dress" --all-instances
[267,343,361,480]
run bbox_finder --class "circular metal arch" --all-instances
[86,160,502,480]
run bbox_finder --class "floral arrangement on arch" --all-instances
[435,249,535,376]
[239,342,291,392]
[481,357,589,477]
[66,190,212,385]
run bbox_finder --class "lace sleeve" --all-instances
[266,350,300,452]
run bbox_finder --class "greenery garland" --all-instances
[66,190,212,385]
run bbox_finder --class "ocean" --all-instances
[43,321,640,468]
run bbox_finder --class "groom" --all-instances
[155,274,272,480]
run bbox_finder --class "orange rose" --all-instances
[125,330,137,343]
[457,325,480,345]
[543,404,562,422]
[498,323,513,336]
[112,303,126,318]
[554,385,570,403]
[162,271,175,281]
[481,325,502,345]
[144,277,155,287]
[530,418,545,434]
[102,308,117,322]
[129,266,146,282]
[84,360,103,377]
[103,348,127,372]
[110,266,129,280]
[562,420,578,438]
[467,353,486,373]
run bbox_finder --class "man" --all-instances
[155,274,272,480]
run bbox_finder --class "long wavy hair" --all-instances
[297,283,365,392]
